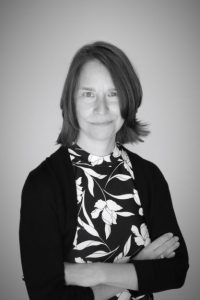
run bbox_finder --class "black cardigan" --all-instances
[19,146,189,300]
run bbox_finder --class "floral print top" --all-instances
[67,143,151,300]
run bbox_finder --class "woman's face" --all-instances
[75,60,124,147]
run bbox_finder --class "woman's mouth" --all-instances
[91,121,112,126]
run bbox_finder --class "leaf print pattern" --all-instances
[88,153,111,166]
[74,240,104,250]
[73,226,80,247]
[78,217,99,237]
[111,174,132,181]
[67,143,151,300]
[76,177,83,203]
[79,166,106,197]
[114,235,132,263]
[121,149,135,180]
[75,257,85,263]
[91,199,133,239]
[79,166,107,179]
[105,190,134,200]
[133,188,144,216]
[86,247,119,259]
[139,207,144,216]
[133,189,141,206]
[131,223,151,247]
[124,235,132,256]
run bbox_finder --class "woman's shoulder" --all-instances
[122,145,166,183]
[122,145,157,169]
[23,146,69,191]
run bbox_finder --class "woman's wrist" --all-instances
[98,263,138,290]
[64,262,105,287]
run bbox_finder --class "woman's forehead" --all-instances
[77,60,115,88]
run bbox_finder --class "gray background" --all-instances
[1,0,199,299]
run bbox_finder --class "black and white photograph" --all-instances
[1,1,199,299]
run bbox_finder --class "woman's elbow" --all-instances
[173,261,189,289]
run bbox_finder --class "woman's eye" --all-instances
[107,91,118,97]
[82,91,95,98]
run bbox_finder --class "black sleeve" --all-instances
[130,162,189,294]
[19,169,94,300]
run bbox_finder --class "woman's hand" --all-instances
[134,232,180,260]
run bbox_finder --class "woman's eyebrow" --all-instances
[79,87,96,91]
[78,87,117,92]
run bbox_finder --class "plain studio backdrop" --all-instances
[1,0,199,299]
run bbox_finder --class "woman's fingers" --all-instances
[165,251,175,258]
[133,233,180,260]
[155,236,180,259]
[147,232,173,252]
[162,239,180,258]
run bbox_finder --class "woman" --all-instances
[19,41,189,300]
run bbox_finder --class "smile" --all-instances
[91,121,112,126]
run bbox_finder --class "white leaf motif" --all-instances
[124,235,132,256]
[107,200,122,211]
[140,223,151,246]
[139,207,143,216]
[68,148,81,156]
[78,217,99,237]
[117,212,134,217]
[137,295,147,299]
[133,189,141,206]
[94,199,106,209]
[131,223,151,247]
[105,191,133,200]
[105,223,111,239]
[88,155,104,166]
[111,174,132,181]
[80,167,106,179]
[86,246,119,259]
[102,208,113,225]
[114,253,130,264]
[131,225,140,237]
[86,250,109,258]
[85,173,94,196]
[75,240,103,250]
[73,227,80,246]
[91,208,101,219]
[75,257,85,263]
[135,237,145,246]
[114,252,123,262]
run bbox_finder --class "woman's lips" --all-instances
[91,121,112,126]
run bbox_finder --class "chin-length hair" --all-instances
[57,41,149,146]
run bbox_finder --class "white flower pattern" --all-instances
[88,153,111,166]
[91,199,133,239]
[76,177,83,203]
[121,149,135,180]
[67,143,151,300]
[131,224,151,247]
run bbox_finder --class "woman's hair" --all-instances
[57,41,149,146]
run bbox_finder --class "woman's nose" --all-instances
[94,95,109,114]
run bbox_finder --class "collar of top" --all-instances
[68,143,123,167]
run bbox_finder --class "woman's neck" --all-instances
[76,137,116,156]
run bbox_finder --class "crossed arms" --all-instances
[65,232,180,299]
